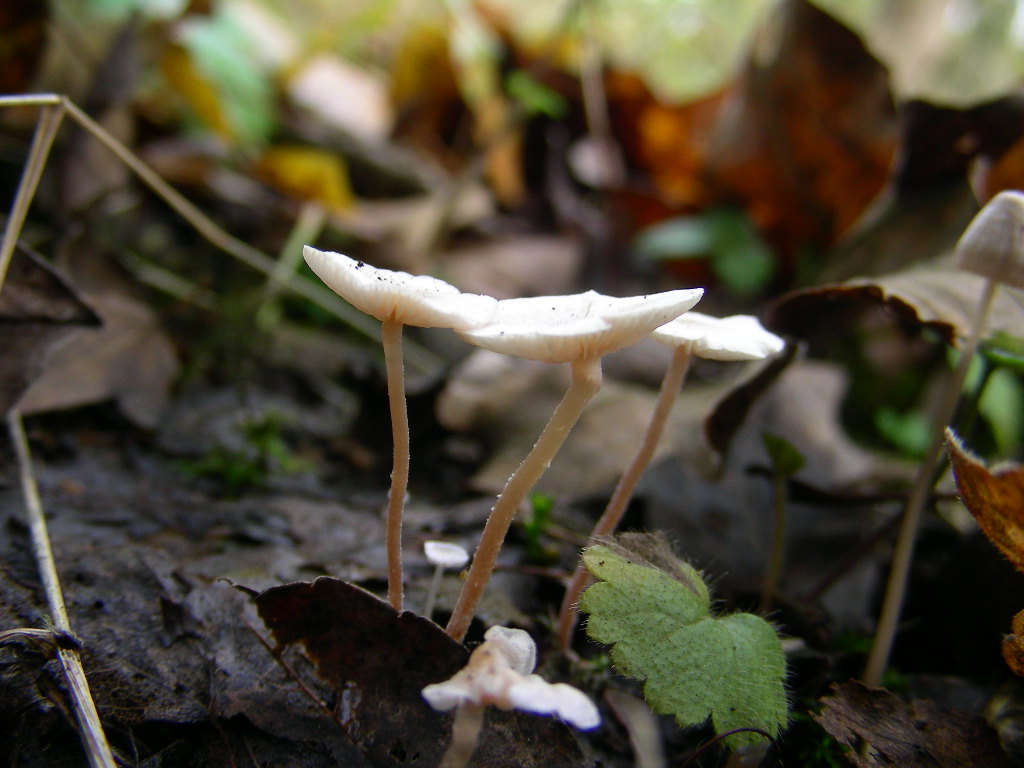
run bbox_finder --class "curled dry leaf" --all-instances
[1003,609,1024,677]
[770,257,1024,348]
[947,430,1024,676]
[947,429,1024,572]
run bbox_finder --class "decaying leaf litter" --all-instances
[4,1,1024,766]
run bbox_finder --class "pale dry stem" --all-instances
[0,93,439,373]
[8,411,116,768]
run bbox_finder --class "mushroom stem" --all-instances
[424,563,444,619]
[439,703,486,768]
[446,358,604,642]
[382,318,410,612]
[555,345,693,650]
[862,277,998,687]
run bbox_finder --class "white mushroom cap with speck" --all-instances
[651,312,785,360]
[424,541,470,569]
[955,191,1024,289]
[421,625,600,730]
[303,246,498,328]
[456,288,703,364]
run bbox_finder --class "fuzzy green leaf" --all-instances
[580,542,788,748]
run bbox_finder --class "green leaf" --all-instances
[761,432,805,476]
[505,70,568,119]
[580,537,788,748]
[633,209,776,296]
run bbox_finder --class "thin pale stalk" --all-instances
[439,703,486,768]
[0,93,437,373]
[555,345,692,649]
[0,101,65,290]
[8,411,116,768]
[424,565,443,619]
[446,358,603,642]
[863,278,998,686]
[760,473,788,612]
[382,319,410,611]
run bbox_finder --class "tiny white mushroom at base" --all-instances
[423,541,470,620]
[422,625,600,768]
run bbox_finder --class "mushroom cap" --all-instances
[507,677,601,730]
[650,312,785,360]
[421,625,600,730]
[303,246,498,328]
[955,191,1024,289]
[456,288,703,363]
[482,625,536,675]
[423,540,470,569]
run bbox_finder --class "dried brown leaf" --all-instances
[17,287,179,427]
[815,680,1010,768]
[0,249,99,415]
[255,577,589,768]
[770,258,1024,348]
[947,429,1024,572]
[1003,609,1024,676]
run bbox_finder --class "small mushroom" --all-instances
[864,189,1024,686]
[443,288,703,641]
[303,247,497,611]
[554,312,785,649]
[423,625,599,768]
[423,540,470,620]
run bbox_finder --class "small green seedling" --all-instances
[760,432,805,610]
[523,492,558,564]
[579,535,788,748]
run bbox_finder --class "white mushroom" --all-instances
[444,288,703,641]
[555,312,784,649]
[303,247,496,611]
[423,540,470,620]
[423,626,599,768]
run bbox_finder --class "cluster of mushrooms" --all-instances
[302,245,784,759]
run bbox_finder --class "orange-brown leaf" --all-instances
[1003,609,1024,676]
[947,429,1024,572]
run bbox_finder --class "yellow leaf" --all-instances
[255,145,354,214]
[160,44,234,145]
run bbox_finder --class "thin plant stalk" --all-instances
[446,358,603,642]
[0,101,65,290]
[382,319,410,612]
[8,411,116,768]
[863,278,998,686]
[555,345,692,649]
[760,471,788,612]
[0,93,439,373]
